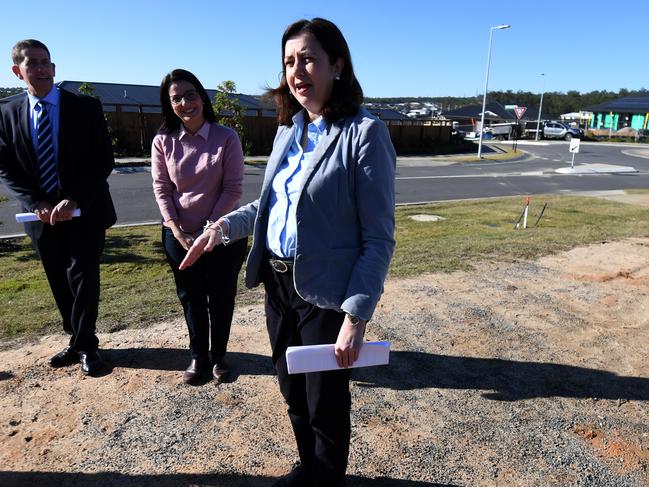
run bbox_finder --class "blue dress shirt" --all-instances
[28,87,61,184]
[266,111,327,258]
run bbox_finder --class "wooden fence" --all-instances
[103,104,453,155]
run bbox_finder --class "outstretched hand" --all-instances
[178,224,223,270]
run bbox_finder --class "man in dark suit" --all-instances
[0,39,116,375]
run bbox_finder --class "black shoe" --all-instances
[212,358,229,383]
[79,351,104,376]
[183,358,209,385]
[49,347,79,368]
[271,465,311,487]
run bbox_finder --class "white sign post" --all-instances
[568,138,580,169]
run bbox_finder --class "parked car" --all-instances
[541,121,583,141]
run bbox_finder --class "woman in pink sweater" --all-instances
[151,69,247,385]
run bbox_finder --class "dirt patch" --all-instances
[2,239,649,486]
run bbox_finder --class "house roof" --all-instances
[442,102,514,121]
[48,81,409,122]
[367,108,409,121]
[57,80,272,111]
[442,102,546,122]
[584,96,649,114]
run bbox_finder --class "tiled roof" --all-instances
[442,102,546,121]
[585,96,649,114]
[367,108,409,121]
[57,80,272,110]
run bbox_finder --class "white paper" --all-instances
[285,341,390,374]
[16,208,81,223]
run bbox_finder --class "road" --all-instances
[1,141,649,237]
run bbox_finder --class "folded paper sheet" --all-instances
[16,208,81,223]
[286,341,390,374]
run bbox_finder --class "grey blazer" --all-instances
[226,107,396,320]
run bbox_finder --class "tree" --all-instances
[78,82,96,97]
[212,80,252,154]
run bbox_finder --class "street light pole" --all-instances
[535,73,545,141]
[478,24,511,159]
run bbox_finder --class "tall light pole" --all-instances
[535,73,545,141]
[478,24,511,159]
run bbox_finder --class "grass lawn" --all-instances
[1,193,649,340]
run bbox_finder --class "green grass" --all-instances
[392,194,649,276]
[2,193,649,339]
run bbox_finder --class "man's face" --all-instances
[11,47,55,98]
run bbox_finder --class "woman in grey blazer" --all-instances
[181,17,395,486]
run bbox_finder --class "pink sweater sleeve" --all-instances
[151,135,179,223]
[207,130,244,222]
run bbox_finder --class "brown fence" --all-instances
[384,119,453,154]
[103,103,452,155]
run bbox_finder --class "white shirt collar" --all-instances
[179,121,210,141]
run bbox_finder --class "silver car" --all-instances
[542,121,582,141]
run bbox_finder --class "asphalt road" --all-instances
[1,141,649,237]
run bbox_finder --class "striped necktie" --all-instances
[36,101,59,194]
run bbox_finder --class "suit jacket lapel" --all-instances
[259,125,295,207]
[296,122,341,196]
[57,89,71,169]
[17,95,38,170]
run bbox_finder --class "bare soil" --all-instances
[2,236,649,486]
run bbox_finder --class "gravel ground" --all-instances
[1,238,649,486]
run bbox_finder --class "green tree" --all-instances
[212,80,252,154]
[78,82,96,96]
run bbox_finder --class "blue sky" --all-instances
[2,0,646,98]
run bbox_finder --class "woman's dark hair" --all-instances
[268,18,363,126]
[158,69,216,134]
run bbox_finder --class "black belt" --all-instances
[268,252,294,273]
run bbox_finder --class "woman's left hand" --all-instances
[334,315,367,368]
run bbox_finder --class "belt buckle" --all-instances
[270,259,290,273]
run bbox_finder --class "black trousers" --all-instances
[262,260,351,487]
[32,219,105,353]
[163,226,247,361]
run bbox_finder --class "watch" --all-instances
[346,314,362,326]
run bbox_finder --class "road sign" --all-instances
[514,107,527,119]
[569,138,581,153]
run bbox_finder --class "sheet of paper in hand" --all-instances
[285,341,390,374]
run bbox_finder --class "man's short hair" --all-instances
[11,39,51,65]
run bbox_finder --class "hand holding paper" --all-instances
[285,341,390,374]
[16,208,81,223]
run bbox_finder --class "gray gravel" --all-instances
[2,242,649,486]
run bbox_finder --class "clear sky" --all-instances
[1,0,646,98]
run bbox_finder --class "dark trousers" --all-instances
[262,260,351,487]
[162,226,247,361]
[32,219,105,353]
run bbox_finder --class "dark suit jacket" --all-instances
[0,88,116,239]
